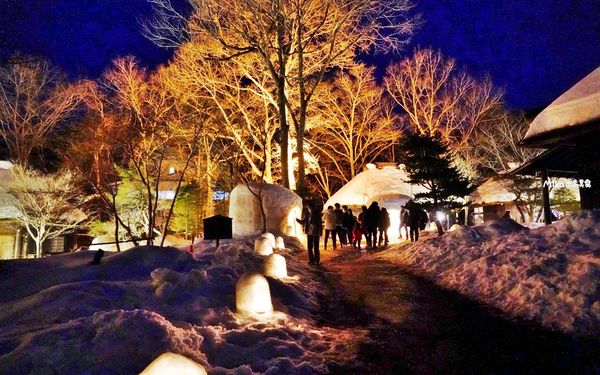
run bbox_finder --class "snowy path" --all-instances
[308,246,600,374]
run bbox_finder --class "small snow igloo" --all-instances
[229,183,302,238]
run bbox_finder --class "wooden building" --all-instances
[513,66,600,224]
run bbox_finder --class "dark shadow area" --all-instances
[316,253,600,374]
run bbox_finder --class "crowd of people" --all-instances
[297,199,430,266]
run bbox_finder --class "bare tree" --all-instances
[0,58,82,166]
[385,49,503,175]
[308,63,399,185]
[143,0,418,193]
[472,112,539,175]
[167,44,279,183]
[1,166,87,258]
[103,57,207,246]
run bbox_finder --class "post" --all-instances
[13,228,21,258]
[541,169,553,225]
[112,193,121,252]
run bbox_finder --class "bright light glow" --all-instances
[140,352,207,375]
[275,236,285,249]
[436,211,446,222]
[264,254,287,279]
[286,206,302,237]
[236,272,273,316]
[260,232,276,247]
[388,209,401,240]
[254,237,273,256]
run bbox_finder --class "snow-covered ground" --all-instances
[377,211,600,336]
[0,238,365,374]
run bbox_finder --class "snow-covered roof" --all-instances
[324,165,428,208]
[469,177,516,205]
[0,161,18,219]
[523,66,600,145]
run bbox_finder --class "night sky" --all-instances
[1,0,600,109]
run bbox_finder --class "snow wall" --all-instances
[229,183,302,238]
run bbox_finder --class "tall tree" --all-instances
[167,44,279,183]
[144,0,417,193]
[385,49,503,178]
[308,63,398,185]
[0,58,81,166]
[398,133,470,235]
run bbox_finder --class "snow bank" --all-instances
[0,239,365,374]
[378,211,600,335]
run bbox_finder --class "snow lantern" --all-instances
[264,254,287,279]
[275,236,285,249]
[236,272,273,316]
[254,237,273,256]
[140,352,207,375]
[260,232,276,246]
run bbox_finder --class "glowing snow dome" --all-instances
[264,254,287,279]
[236,272,273,316]
[324,165,427,208]
[140,352,207,375]
[254,237,274,256]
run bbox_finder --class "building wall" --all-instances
[0,233,15,259]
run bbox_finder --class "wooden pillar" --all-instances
[13,228,21,259]
[541,169,552,225]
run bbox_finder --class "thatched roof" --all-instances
[523,66,600,146]
[469,177,516,206]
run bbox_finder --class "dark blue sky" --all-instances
[2,0,600,109]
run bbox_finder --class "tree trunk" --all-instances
[433,192,444,236]
[277,52,289,188]
[160,150,195,247]
[296,127,306,196]
[35,237,42,258]
[112,193,121,252]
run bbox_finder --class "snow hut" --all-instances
[324,163,428,240]
[229,183,302,238]
[514,66,600,223]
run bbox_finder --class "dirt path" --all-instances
[305,245,600,374]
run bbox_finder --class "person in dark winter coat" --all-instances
[297,202,322,265]
[378,207,391,246]
[352,221,363,250]
[407,200,428,242]
[334,203,346,246]
[342,206,356,245]
[364,201,380,248]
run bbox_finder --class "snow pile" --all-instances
[0,238,365,373]
[378,211,600,335]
